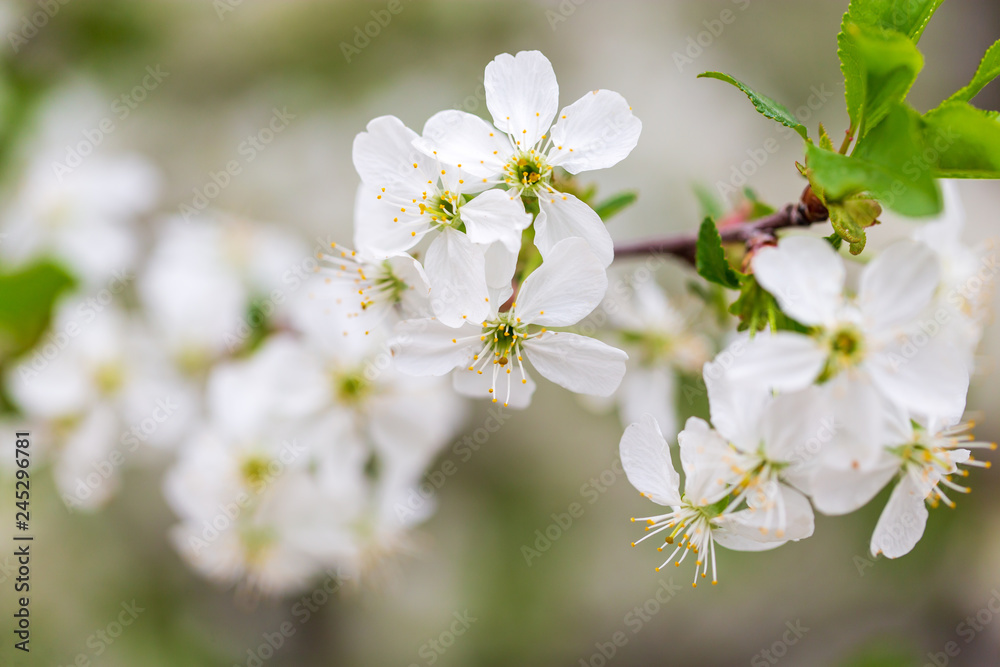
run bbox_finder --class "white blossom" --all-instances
[391,238,627,408]
[414,50,641,267]
[723,235,970,469]
[621,415,801,587]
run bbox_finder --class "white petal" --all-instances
[724,333,826,392]
[617,366,677,438]
[808,451,899,515]
[352,115,432,190]
[728,483,814,542]
[385,254,432,319]
[676,416,732,504]
[859,239,940,332]
[424,228,491,327]
[619,414,682,506]
[54,405,120,510]
[514,237,607,326]
[452,364,536,409]
[714,484,813,549]
[415,110,510,178]
[484,241,517,307]
[523,332,627,396]
[703,358,768,451]
[535,193,614,267]
[368,374,468,463]
[548,89,642,173]
[353,184,425,257]
[817,374,897,471]
[484,50,559,149]
[870,473,930,558]
[390,319,478,376]
[911,180,965,248]
[759,386,828,463]
[751,236,845,326]
[712,525,786,552]
[867,338,969,424]
[460,189,532,253]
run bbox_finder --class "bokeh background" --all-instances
[1,1,999,665]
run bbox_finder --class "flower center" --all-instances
[817,325,865,381]
[463,314,538,406]
[94,363,125,396]
[240,455,272,487]
[421,191,462,227]
[367,261,410,309]
[503,151,552,195]
[481,317,529,371]
[239,524,277,564]
[335,369,372,404]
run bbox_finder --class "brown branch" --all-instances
[612,187,829,267]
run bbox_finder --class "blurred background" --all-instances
[0,0,998,665]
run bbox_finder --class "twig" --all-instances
[612,187,829,267]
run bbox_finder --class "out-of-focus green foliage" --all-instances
[0,260,74,362]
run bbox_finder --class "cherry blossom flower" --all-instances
[391,238,627,408]
[621,415,803,587]
[352,115,528,325]
[413,50,641,267]
[723,235,970,468]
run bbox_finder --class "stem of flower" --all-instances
[612,187,829,267]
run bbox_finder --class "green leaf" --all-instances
[843,0,943,42]
[0,260,76,361]
[852,102,941,210]
[697,71,808,140]
[806,104,941,217]
[838,21,924,137]
[693,184,724,220]
[592,190,638,221]
[728,275,809,335]
[695,217,743,290]
[944,39,1000,106]
[922,101,1000,178]
[818,123,836,152]
[742,188,777,220]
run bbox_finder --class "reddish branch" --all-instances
[612,187,830,267]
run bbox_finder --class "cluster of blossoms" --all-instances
[2,51,684,596]
[622,183,995,586]
[0,85,471,594]
[334,49,644,407]
[2,48,993,599]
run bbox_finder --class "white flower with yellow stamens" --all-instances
[700,359,819,540]
[798,401,995,559]
[390,238,627,408]
[317,241,430,325]
[352,115,529,326]
[413,50,642,268]
[869,419,993,558]
[723,235,970,470]
[621,415,801,588]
